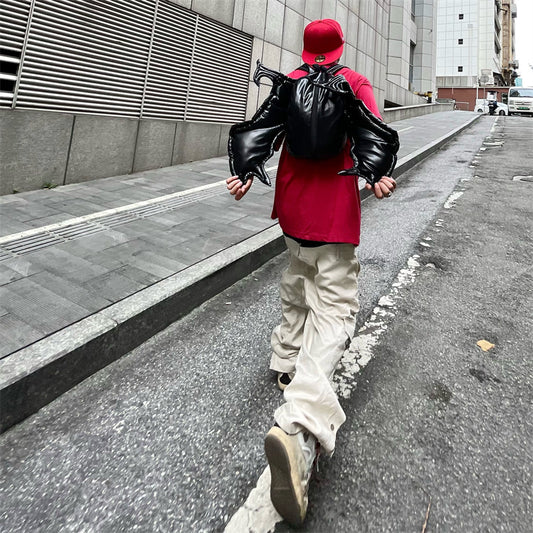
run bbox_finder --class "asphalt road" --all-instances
[1,116,531,532]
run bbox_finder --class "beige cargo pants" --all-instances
[270,235,360,454]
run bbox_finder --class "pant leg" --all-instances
[269,236,309,374]
[274,242,360,454]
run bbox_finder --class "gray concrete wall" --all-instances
[172,122,231,165]
[383,101,454,122]
[0,100,448,195]
[133,120,176,173]
[0,109,73,195]
[65,115,138,184]
[0,109,229,195]
[386,79,428,106]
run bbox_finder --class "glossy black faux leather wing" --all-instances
[339,89,400,186]
[229,62,400,187]
[228,62,291,186]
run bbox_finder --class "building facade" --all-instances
[386,0,438,104]
[436,0,517,89]
[1,0,432,194]
[500,0,518,86]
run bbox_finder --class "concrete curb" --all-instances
[0,114,481,433]
[0,226,284,431]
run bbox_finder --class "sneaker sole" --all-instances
[264,426,306,526]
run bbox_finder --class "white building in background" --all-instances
[436,0,510,88]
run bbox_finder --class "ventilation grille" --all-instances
[141,1,196,121]
[186,16,252,122]
[2,0,252,123]
[15,0,153,116]
[0,0,31,107]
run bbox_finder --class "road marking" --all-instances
[444,191,463,209]
[224,253,424,532]
[396,126,414,133]
[0,166,280,246]
[333,254,422,399]
[224,469,280,533]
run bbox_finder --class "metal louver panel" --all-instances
[0,0,30,53]
[141,1,196,120]
[0,0,31,107]
[9,0,253,123]
[186,16,252,123]
[15,0,156,116]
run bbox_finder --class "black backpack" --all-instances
[285,64,347,160]
[228,61,399,187]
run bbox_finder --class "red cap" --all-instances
[302,19,345,65]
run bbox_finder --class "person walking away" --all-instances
[226,19,396,526]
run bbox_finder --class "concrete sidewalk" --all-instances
[0,110,480,431]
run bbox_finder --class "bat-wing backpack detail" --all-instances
[228,61,400,187]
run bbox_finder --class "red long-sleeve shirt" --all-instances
[271,67,381,246]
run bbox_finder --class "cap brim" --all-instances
[302,43,344,65]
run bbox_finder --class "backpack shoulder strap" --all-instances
[296,64,345,74]
[296,64,311,74]
[327,64,346,75]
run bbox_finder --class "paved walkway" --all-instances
[0,110,479,430]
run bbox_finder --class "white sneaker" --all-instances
[264,425,319,526]
[277,372,294,391]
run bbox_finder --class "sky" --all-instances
[514,0,533,85]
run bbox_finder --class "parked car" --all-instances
[475,99,508,115]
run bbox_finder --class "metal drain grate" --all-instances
[0,183,226,260]
[2,233,64,254]
[52,222,107,239]
[0,249,14,261]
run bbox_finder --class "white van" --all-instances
[508,87,533,116]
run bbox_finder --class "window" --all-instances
[458,38,463,45]
[510,88,533,98]
[459,13,464,19]
[458,66,463,72]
